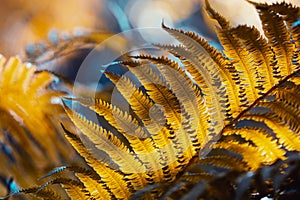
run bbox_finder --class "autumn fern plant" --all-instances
[0,56,82,196]
[3,1,300,200]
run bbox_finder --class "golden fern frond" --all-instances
[61,125,132,199]
[104,71,154,132]
[195,155,247,172]
[250,1,298,77]
[232,25,278,90]
[39,165,113,199]
[156,42,243,119]
[276,87,300,116]
[73,97,182,183]
[121,60,198,163]
[62,118,161,199]
[72,99,193,186]
[265,2,300,48]
[213,141,263,170]
[204,69,300,171]
[74,173,111,199]
[39,178,90,200]
[242,113,300,151]
[260,101,300,133]
[155,27,228,124]
[64,106,147,175]
[0,58,60,147]
[131,55,200,123]
[72,98,166,181]
[205,0,262,104]
[0,56,78,192]
[121,60,184,132]
[74,97,147,138]
[60,49,222,198]
[223,128,286,163]
[130,55,205,144]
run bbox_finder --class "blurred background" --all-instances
[1,0,299,57]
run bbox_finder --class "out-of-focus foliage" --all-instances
[0,0,202,57]
[0,56,81,197]
[4,0,300,57]
[0,0,104,56]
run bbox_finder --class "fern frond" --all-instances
[232,25,278,89]
[132,55,199,122]
[223,128,286,163]
[0,56,77,193]
[214,141,263,170]
[195,155,247,172]
[73,97,186,183]
[242,113,300,151]
[75,97,148,140]
[122,61,196,164]
[40,177,90,200]
[23,2,300,199]
[61,125,132,199]
[42,165,114,199]
[260,101,300,133]
[64,106,147,175]
[265,2,300,48]
[104,72,154,129]
[156,27,228,124]
[74,98,167,179]
[74,173,112,199]
[156,42,243,119]
[251,1,297,76]
[131,55,204,145]
[276,87,300,114]
[122,61,183,130]
[205,0,262,104]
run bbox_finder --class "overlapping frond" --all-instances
[199,71,300,171]
[232,25,278,90]
[153,153,300,200]
[265,2,300,47]
[250,1,297,77]
[205,0,263,104]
